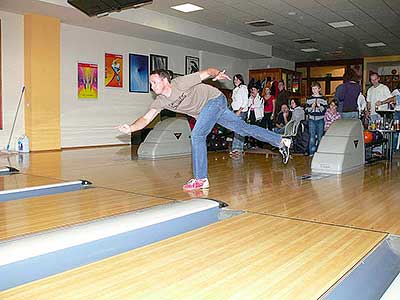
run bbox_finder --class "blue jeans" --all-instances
[309,118,324,155]
[341,111,359,119]
[192,94,282,179]
[231,111,248,151]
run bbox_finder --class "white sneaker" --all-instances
[183,178,210,190]
[279,138,292,164]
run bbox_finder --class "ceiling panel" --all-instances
[3,0,400,62]
[384,0,400,15]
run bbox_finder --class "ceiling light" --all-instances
[171,3,204,13]
[316,58,321,61]
[251,31,274,36]
[288,12,296,16]
[328,21,354,28]
[245,19,273,27]
[293,38,315,44]
[366,42,386,47]
[301,48,318,52]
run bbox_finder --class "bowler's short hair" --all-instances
[150,69,172,83]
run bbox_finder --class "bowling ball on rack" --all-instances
[364,130,374,144]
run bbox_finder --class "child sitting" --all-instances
[324,99,341,132]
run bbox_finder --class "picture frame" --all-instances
[129,53,149,93]
[77,62,98,99]
[185,56,199,75]
[105,53,123,88]
[150,54,168,72]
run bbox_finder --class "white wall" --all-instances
[0,11,24,150]
[0,11,295,149]
[199,51,248,90]
[61,24,249,147]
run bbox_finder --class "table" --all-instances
[376,110,395,128]
[377,129,397,161]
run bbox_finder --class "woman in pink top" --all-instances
[324,99,341,131]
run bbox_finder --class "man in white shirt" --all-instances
[376,84,400,152]
[367,72,392,122]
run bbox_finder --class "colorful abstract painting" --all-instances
[78,63,98,99]
[129,54,149,93]
[105,53,123,88]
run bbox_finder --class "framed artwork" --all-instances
[105,53,123,88]
[129,54,149,93]
[185,56,199,75]
[150,54,168,72]
[78,62,98,99]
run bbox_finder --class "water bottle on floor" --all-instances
[16,135,30,153]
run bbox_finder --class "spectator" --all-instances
[336,68,362,119]
[247,83,264,147]
[324,99,341,131]
[261,86,275,130]
[305,81,328,155]
[367,72,392,123]
[273,103,292,134]
[274,80,290,123]
[290,99,305,126]
[376,82,400,151]
[230,74,249,156]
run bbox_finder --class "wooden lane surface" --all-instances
[211,156,400,234]
[0,173,64,192]
[0,187,171,241]
[5,147,400,234]
[1,146,195,199]
[0,213,385,300]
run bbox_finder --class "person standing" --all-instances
[305,82,328,156]
[336,68,361,119]
[117,68,292,191]
[367,72,392,123]
[376,82,400,151]
[247,83,264,148]
[261,86,275,130]
[274,80,290,123]
[230,74,249,156]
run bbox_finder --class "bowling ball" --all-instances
[364,130,374,144]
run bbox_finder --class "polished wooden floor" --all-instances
[0,146,398,299]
